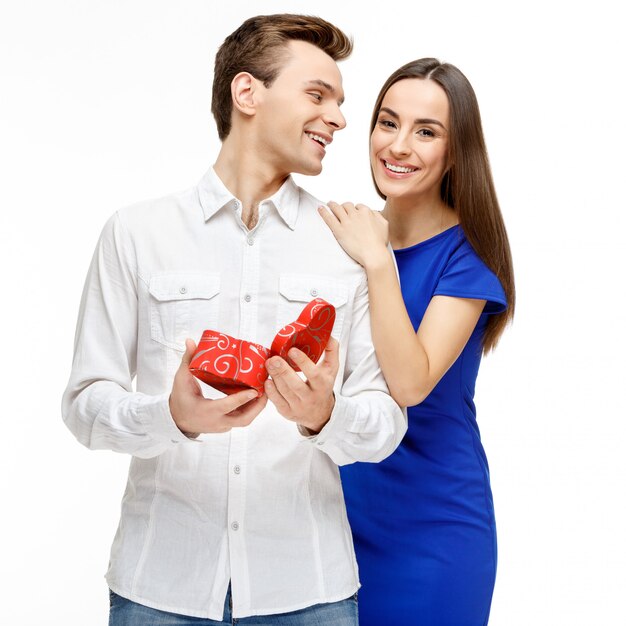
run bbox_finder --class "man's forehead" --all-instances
[275,41,346,101]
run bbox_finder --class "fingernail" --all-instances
[288,348,299,359]
[267,359,280,372]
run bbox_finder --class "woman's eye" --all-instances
[309,93,322,102]
[417,128,435,138]
[378,119,396,129]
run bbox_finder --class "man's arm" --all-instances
[62,212,266,459]
[62,212,181,458]
[264,274,407,466]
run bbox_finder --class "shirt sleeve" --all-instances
[302,273,408,466]
[61,212,188,459]
[433,240,507,314]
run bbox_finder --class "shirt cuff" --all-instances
[298,392,351,449]
[136,393,193,445]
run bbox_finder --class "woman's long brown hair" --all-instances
[370,58,515,352]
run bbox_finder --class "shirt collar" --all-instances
[197,167,300,230]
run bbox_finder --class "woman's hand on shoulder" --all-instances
[319,201,390,269]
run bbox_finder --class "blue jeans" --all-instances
[108,588,358,625]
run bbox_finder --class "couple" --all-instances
[62,13,514,626]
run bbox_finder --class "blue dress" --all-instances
[340,226,507,626]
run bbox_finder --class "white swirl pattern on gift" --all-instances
[190,299,334,393]
[308,301,334,331]
[195,334,269,380]
[275,322,307,338]
[242,344,266,374]
[272,300,334,365]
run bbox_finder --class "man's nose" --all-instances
[323,103,346,131]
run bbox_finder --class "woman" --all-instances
[320,58,515,625]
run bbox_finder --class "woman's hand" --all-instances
[319,201,390,269]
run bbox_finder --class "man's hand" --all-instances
[264,337,340,434]
[169,339,268,435]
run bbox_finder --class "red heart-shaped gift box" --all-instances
[189,298,335,395]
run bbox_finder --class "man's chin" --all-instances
[294,161,324,177]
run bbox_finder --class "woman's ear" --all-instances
[231,72,258,118]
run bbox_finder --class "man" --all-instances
[63,14,406,625]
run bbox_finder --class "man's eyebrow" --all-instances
[378,107,447,130]
[304,80,345,105]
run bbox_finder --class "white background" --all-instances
[1,1,624,624]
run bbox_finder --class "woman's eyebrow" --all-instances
[379,107,446,130]
[379,106,399,119]
[415,117,446,129]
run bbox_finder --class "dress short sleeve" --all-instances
[434,238,507,314]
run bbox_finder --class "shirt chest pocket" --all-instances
[149,273,220,351]
[277,274,350,342]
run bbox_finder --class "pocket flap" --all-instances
[148,273,220,302]
[278,274,348,308]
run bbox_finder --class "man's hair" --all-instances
[212,14,352,141]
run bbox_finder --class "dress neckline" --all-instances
[393,224,460,254]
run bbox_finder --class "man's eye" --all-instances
[309,93,322,101]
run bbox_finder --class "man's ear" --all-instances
[231,72,259,118]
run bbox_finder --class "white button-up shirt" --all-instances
[62,167,406,620]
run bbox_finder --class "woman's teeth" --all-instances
[384,160,417,174]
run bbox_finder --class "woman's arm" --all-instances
[366,256,484,406]
[320,202,485,407]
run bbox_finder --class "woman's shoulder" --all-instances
[435,227,507,311]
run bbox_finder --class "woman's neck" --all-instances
[383,195,458,249]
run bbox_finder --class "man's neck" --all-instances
[214,139,289,230]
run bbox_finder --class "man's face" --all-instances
[254,40,346,177]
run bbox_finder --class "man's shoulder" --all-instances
[115,185,199,229]
[288,184,367,285]
[295,184,324,210]
[118,187,198,219]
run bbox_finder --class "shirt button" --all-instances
[233,465,241,474]
[310,288,318,297]
[247,238,254,246]
[231,521,239,531]
[317,441,324,446]
[179,286,187,294]
[244,294,252,302]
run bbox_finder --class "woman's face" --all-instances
[370,78,450,204]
